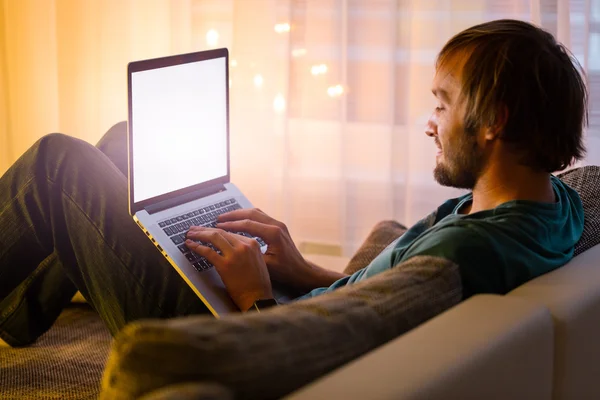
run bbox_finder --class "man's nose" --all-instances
[425,115,437,137]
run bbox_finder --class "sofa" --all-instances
[290,166,600,400]
[1,166,599,399]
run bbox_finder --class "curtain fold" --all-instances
[1,0,598,255]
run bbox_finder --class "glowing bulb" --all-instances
[253,74,264,88]
[274,23,290,33]
[206,29,219,47]
[273,94,286,113]
[327,84,344,97]
[311,64,328,75]
[231,59,237,67]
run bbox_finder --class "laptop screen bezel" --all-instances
[127,48,230,215]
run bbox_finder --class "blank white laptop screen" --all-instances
[130,57,227,203]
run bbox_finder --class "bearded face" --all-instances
[433,123,486,190]
[427,56,488,190]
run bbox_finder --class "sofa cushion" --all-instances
[100,255,462,400]
[556,165,600,255]
[344,220,407,274]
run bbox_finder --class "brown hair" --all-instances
[437,19,587,172]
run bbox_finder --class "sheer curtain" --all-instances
[1,0,599,256]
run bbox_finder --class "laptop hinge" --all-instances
[144,183,227,215]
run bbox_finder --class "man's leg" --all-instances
[96,121,128,176]
[0,122,132,346]
[0,132,208,346]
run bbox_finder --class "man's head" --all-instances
[426,19,587,189]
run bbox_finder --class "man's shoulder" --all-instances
[395,220,493,263]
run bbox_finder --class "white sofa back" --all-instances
[508,244,600,400]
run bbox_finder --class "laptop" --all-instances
[127,48,266,316]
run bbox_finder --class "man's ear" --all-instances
[485,104,508,140]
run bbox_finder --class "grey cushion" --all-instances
[344,220,407,275]
[100,256,462,400]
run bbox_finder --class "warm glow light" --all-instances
[253,74,264,88]
[231,59,237,67]
[273,94,286,113]
[291,48,307,57]
[311,64,328,75]
[206,29,219,47]
[327,84,344,97]
[274,23,290,33]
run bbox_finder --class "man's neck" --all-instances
[467,165,555,215]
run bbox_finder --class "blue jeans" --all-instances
[0,122,209,346]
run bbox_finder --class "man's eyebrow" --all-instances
[432,88,451,103]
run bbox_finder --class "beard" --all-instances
[433,128,485,190]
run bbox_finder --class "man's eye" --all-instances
[435,106,445,112]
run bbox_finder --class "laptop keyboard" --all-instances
[158,198,265,272]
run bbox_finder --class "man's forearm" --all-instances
[292,261,348,292]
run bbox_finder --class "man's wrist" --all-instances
[238,290,274,312]
[251,298,278,312]
[297,260,348,291]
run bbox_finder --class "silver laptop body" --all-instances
[127,48,255,316]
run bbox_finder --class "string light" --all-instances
[311,64,328,75]
[206,29,219,47]
[327,84,344,97]
[253,74,264,88]
[273,94,286,113]
[274,23,290,33]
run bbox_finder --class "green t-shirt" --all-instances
[297,176,584,300]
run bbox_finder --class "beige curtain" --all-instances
[1,0,599,255]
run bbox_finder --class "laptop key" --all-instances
[163,227,173,236]
[171,235,184,245]
[178,244,189,253]
[192,262,203,271]
[201,258,212,270]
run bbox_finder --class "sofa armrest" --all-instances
[286,294,554,400]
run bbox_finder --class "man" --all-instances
[0,19,586,347]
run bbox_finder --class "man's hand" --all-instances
[216,208,322,290]
[185,227,273,312]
